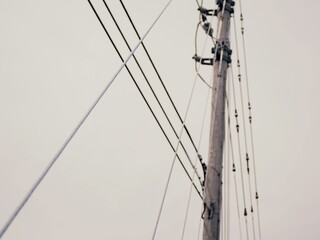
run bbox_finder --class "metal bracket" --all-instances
[198,7,214,16]
[214,0,235,15]
[198,7,214,21]
[212,44,232,64]
[193,54,213,66]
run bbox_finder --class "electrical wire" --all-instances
[118,0,203,169]
[151,72,198,240]
[230,64,250,240]
[226,67,243,240]
[232,11,259,240]
[194,21,214,89]
[223,67,233,240]
[194,0,203,8]
[196,2,235,239]
[0,0,180,238]
[87,1,203,199]
[181,55,213,240]
[101,0,203,186]
[236,47,256,240]
[194,2,218,89]
[151,4,218,238]
[201,0,228,195]
[236,2,262,238]
[184,6,230,228]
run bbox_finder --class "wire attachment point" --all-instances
[198,7,214,21]
[193,54,213,66]
[212,44,232,64]
[202,22,214,37]
[215,0,235,14]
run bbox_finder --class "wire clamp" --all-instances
[202,22,214,37]
[198,7,214,21]
[214,0,235,15]
[212,44,232,64]
[193,54,213,66]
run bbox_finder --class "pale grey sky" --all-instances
[0,0,320,239]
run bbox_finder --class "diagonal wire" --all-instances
[118,0,203,164]
[0,0,181,238]
[201,0,228,203]
[181,58,212,240]
[184,1,229,238]
[87,1,203,198]
[151,3,219,238]
[181,1,231,237]
[102,0,203,186]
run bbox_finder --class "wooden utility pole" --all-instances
[202,1,234,240]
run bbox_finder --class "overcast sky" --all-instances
[0,0,320,239]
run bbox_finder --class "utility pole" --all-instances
[202,1,234,240]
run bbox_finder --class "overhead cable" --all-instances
[118,0,202,160]
[151,3,218,238]
[181,57,213,240]
[226,68,243,240]
[0,0,178,238]
[187,1,231,238]
[87,1,203,199]
[194,21,213,89]
[236,2,262,238]
[101,0,202,186]
[232,12,259,240]
[230,64,250,240]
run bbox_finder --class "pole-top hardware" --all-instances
[211,44,232,64]
[198,7,214,21]
[214,0,235,15]
[193,54,213,66]
[202,22,214,37]
[202,0,232,237]
[198,7,214,16]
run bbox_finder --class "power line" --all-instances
[232,9,260,239]
[226,68,243,240]
[236,2,262,238]
[101,0,203,186]
[151,72,199,240]
[194,21,214,89]
[201,0,228,192]
[236,44,256,240]
[151,5,219,237]
[180,6,225,238]
[180,5,226,237]
[181,58,213,240]
[118,0,202,161]
[87,1,203,199]
[230,63,250,240]
[0,1,181,238]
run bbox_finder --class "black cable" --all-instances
[87,0,203,199]
[118,0,201,163]
[101,0,202,185]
